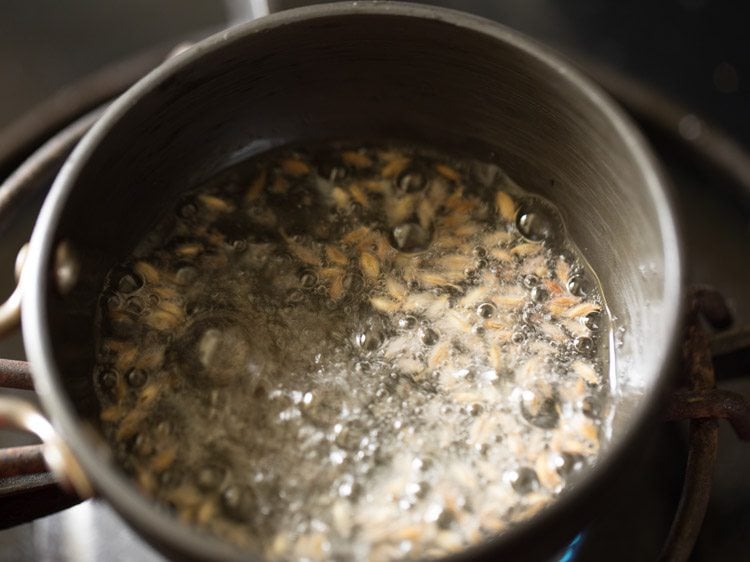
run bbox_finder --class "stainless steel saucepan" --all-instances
[0,3,682,560]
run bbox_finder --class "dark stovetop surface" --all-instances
[0,2,748,561]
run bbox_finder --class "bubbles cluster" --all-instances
[93,143,612,562]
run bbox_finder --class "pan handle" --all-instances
[0,444,85,530]
[0,395,93,499]
[0,395,94,528]
[0,244,27,338]
[0,244,93,526]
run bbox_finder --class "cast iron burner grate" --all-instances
[0,45,748,562]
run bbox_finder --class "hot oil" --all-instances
[93,143,613,562]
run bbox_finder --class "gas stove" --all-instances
[0,2,748,561]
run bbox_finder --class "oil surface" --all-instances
[93,143,612,561]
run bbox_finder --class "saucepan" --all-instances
[0,3,682,561]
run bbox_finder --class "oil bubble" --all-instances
[553,453,584,477]
[453,368,475,382]
[398,315,418,330]
[391,223,431,253]
[584,311,602,331]
[342,273,364,294]
[99,370,118,389]
[504,467,539,495]
[174,266,197,286]
[420,327,439,346]
[116,271,143,294]
[475,443,490,455]
[337,475,359,498]
[476,303,496,318]
[177,202,198,219]
[175,318,254,387]
[197,465,227,491]
[300,271,318,288]
[396,167,427,193]
[132,432,153,456]
[412,457,431,472]
[335,421,367,450]
[520,387,560,429]
[125,296,146,315]
[516,197,563,243]
[126,368,147,388]
[467,403,483,416]
[230,239,247,253]
[154,420,172,441]
[567,276,590,297]
[221,485,256,521]
[160,470,181,488]
[530,285,547,303]
[405,481,429,498]
[469,162,504,187]
[355,328,384,351]
[573,336,594,355]
[581,396,601,418]
[287,289,306,304]
[319,161,348,183]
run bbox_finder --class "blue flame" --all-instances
[558,533,584,562]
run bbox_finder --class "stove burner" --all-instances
[657,288,750,561]
[0,359,32,391]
